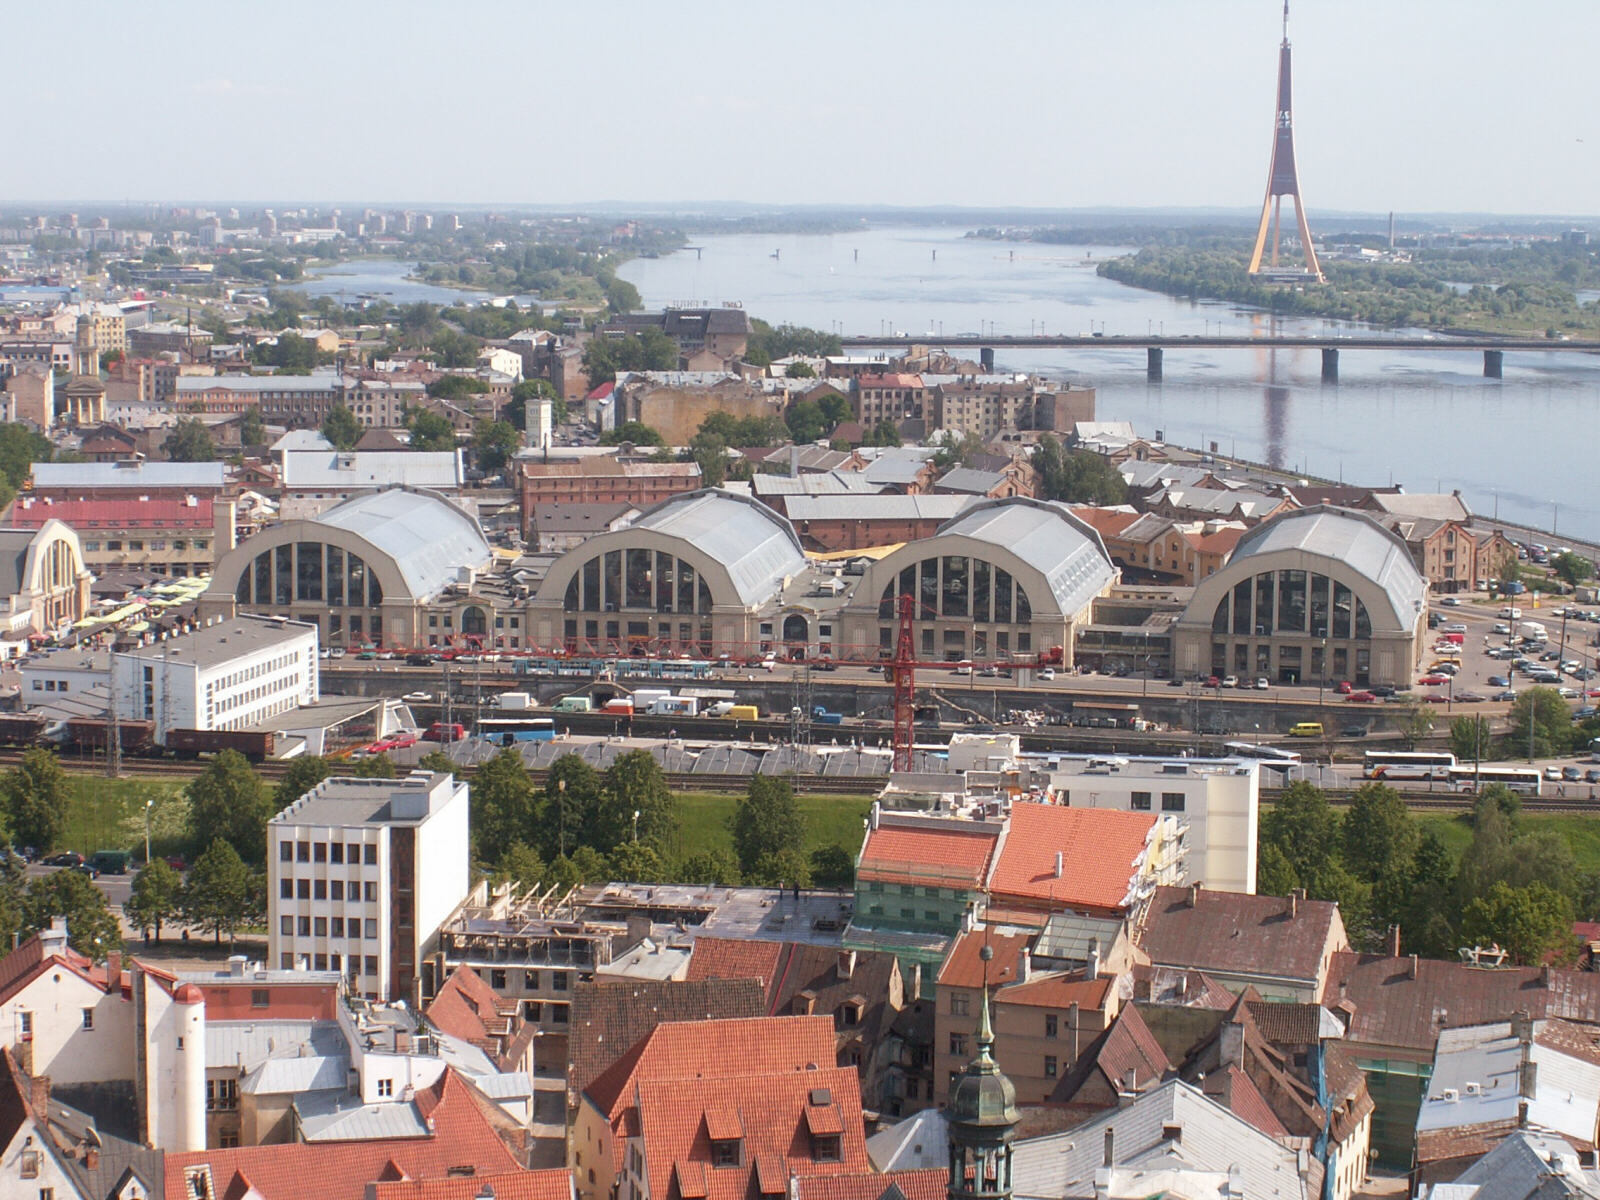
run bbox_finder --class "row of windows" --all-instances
[485,967,570,992]
[281,914,380,939]
[563,549,716,616]
[279,951,379,975]
[862,881,958,899]
[1210,570,1374,639]
[237,543,384,607]
[279,876,380,902]
[879,557,1033,623]
[1129,791,1186,812]
[81,539,209,553]
[282,839,379,865]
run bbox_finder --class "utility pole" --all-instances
[106,650,121,778]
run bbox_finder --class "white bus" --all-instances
[1448,765,1543,796]
[1363,751,1456,782]
[1225,741,1304,764]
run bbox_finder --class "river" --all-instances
[619,226,1600,541]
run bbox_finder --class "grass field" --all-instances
[672,792,871,863]
[1418,812,1600,873]
[56,777,188,858]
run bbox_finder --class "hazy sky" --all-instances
[11,0,1597,216]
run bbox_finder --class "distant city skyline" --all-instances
[8,0,1597,217]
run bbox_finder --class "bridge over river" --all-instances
[836,333,1600,379]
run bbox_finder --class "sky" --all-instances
[10,0,1598,217]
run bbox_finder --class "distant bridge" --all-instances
[835,333,1600,379]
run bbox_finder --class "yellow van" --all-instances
[1288,722,1324,738]
[722,705,760,721]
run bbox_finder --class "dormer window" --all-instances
[812,1135,841,1163]
[711,1139,741,1168]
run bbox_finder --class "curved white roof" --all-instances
[1229,506,1427,626]
[630,490,806,607]
[315,488,490,600]
[935,497,1117,617]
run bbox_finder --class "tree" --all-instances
[687,431,729,487]
[0,748,68,853]
[810,844,855,890]
[1457,791,1516,906]
[730,775,805,876]
[492,842,546,888]
[427,374,491,401]
[865,419,901,447]
[0,423,53,499]
[239,405,267,446]
[322,403,361,450]
[1393,698,1435,750]
[543,755,602,859]
[1342,782,1419,883]
[182,838,260,947]
[582,329,678,390]
[350,754,397,779]
[1449,715,1493,763]
[472,419,521,472]
[125,859,183,942]
[162,418,216,463]
[931,430,985,471]
[1032,435,1128,504]
[254,332,319,371]
[1552,551,1595,589]
[472,748,537,861]
[1505,687,1572,759]
[786,361,817,379]
[1461,881,1575,965]
[676,849,742,886]
[417,750,456,775]
[600,420,665,447]
[406,408,457,452]
[784,399,826,444]
[596,751,676,852]
[275,756,334,810]
[1397,830,1459,958]
[1255,842,1299,896]
[746,848,813,889]
[187,750,273,864]
[607,841,670,883]
[23,870,122,962]
[1259,781,1340,891]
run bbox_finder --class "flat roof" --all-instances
[271,770,460,829]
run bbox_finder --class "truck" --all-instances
[423,722,466,743]
[722,704,760,721]
[1519,622,1548,642]
[551,696,592,713]
[811,705,844,725]
[650,696,699,717]
[703,700,737,717]
[601,698,635,716]
[495,692,535,711]
[632,688,673,711]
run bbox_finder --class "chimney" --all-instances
[1408,954,1418,980]
[1017,948,1031,984]
[1387,924,1402,958]
[1103,1127,1115,1168]
[1070,1001,1081,1059]
[105,951,122,984]
[1054,851,1064,878]
[789,444,800,477]
[1188,882,1203,907]
[1287,888,1303,919]
[1220,1021,1246,1069]
[39,917,68,957]
[869,802,880,831]
[228,954,247,977]
[1087,939,1101,981]
[28,1072,49,1116]
[837,950,856,981]
[84,1146,99,1171]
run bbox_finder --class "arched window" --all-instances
[782,614,808,643]
[461,606,487,635]
[565,574,580,610]
[1015,584,1032,624]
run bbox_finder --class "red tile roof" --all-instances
[632,1065,869,1200]
[1139,886,1344,986]
[857,821,998,891]
[987,803,1157,912]
[998,973,1114,1011]
[794,1170,948,1200]
[369,1171,574,1200]
[423,965,522,1065]
[0,932,102,1007]
[10,497,215,530]
[163,1069,520,1200]
[1210,1063,1289,1138]
[937,928,1033,991]
[1091,1004,1171,1092]
[685,938,785,996]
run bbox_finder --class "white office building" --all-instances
[20,614,319,740]
[1044,754,1260,895]
[268,772,470,1004]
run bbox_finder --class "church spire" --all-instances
[945,939,1020,1200]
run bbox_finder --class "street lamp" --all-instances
[632,809,641,843]
[144,798,154,865]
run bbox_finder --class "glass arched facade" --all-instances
[234,543,383,644]
[1205,568,1374,684]
[559,549,715,655]
[876,555,1036,661]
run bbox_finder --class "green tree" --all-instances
[417,750,456,775]
[931,430,985,471]
[1449,715,1493,764]
[687,431,729,487]
[0,423,53,503]
[784,399,826,444]
[23,871,122,962]
[182,838,261,947]
[865,419,902,447]
[1552,551,1595,589]
[746,848,813,889]
[427,374,491,401]
[1397,830,1459,958]
[600,420,665,447]
[275,756,334,810]
[1259,781,1340,890]
[1393,698,1436,750]
[1457,791,1516,906]
[1461,881,1575,966]
[1341,782,1419,883]
[730,775,806,876]
[809,844,855,890]
[472,419,521,471]
[1505,687,1572,759]
[253,332,319,371]
[492,841,546,888]
[472,748,537,861]
[676,849,742,886]
[187,750,273,864]
[350,754,397,779]
[596,751,676,852]
[1505,829,1580,898]
[125,858,183,942]
[239,405,267,446]
[786,361,817,379]
[0,748,68,853]
[321,403,361,450]
[406,408,457,452]
[1031,435,1128,504]
[543,755,602,859]
[162,418,216,463]
[607,840,670,883]
[1254,842,1299,896]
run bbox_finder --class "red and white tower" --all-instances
[1247,3,1324,282]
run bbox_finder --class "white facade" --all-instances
[479,347,524,382]
[1045,754,1260,895]
[268,772,470,1003]
[0,926,134,1087]
[0,1103,83,1200]
[135,970,207,1153]
[20,615,319,740]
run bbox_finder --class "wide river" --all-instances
[620,226,1600,541]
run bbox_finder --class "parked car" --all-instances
[1341,724,1369,738]
[1563,766,1583,781]
[1205,676,1222,689]
[1221,675,1239,688]
[1418,674,1450,686]
[1495,690,1519,701]
[1456,691,1486,703]
[1335,681,1353,694]
[1488,675,1511,688]
[1038,668,1056,681]
[1346,691,1378,703]
[1439,596,1462,607]
[42,851,84,868]
[1255,677,1270,690]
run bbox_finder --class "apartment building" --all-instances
[268,772,470,1004]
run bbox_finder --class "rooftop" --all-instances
[857,815,1000,891]
[988,803,1158,912]
[281,449,464,491]
[627,490,808,608]
[29,459,225,490]
[272,771,464,829]
[313,486,492,601]
[1138,885,1344,986]
[935,498,1117,618]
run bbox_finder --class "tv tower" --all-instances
[1247,2,1324,282]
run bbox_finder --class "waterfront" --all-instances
[620,226,1600,540]
[291,258,484,306]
